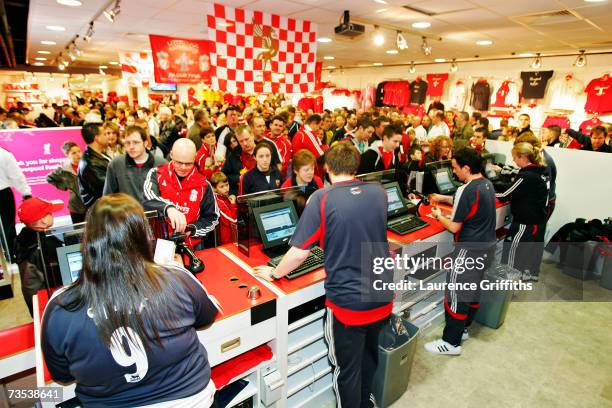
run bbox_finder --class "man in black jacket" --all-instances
[357,124,408,194]
[78,123,111,208]
[563,126,612,153]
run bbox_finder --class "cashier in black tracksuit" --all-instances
[239,143,283,195]
[496,142,549,282]
[426,148,496,355]
[254,143,393,408]
[357,124,408,195]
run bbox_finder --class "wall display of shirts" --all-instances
[471,80,491,111]
[448,80,467,111]
[491,80,519,108]
[547,74,583,111]
[426,73,449,97]
[520,70,554,99]
[322,88,359,111]
[410,78,428,104]
[383,81,411,107]
[542,115,571,129]
[375,82,386,107]
[360,86,376,111]
[584,74,612,114]
[579,116,603,134]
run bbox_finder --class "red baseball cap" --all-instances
[18,197,64,225]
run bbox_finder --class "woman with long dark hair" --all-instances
[41,193,219,407]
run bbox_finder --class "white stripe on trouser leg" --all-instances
[451,249,466,312]
[325,307,342,408]
[508,224,526,269]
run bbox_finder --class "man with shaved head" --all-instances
[144,138,219,249]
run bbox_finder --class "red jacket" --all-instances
[196,143,216,179]
[292,125,326,158]
[143,162,219,247]
[215,195,237,245]
[267,133,292,175]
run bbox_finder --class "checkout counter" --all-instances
[2,176,511,408]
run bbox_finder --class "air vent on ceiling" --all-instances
[512,9,578,26]
[402,5,476,16]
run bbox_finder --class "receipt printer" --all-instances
[261,369,284,406]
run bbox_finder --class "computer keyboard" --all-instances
[388,215,428,235]
[268,246,324,280]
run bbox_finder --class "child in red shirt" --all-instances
[210,172,237,245]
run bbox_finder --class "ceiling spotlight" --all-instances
[409,61,416,74]
[84,22,94,42]
[104,0,121,23]
[386,49,399,54]
[57,0,82,6]
[476,40,493,46]
[324,56,335,60]
[421,37,432,56]
[434,58,446,62]
[327,65,336,69]
[67,49,76,61]
[574,50,587,68]
[46,25,66,31]
[316,37,332,43]
[450,59,458,72]
[531,53,542,69]
[373,26,385,46]
[41,40,57,45]
[396,31,408,50]
[109,61,119,65]
[373,62,383,66]
[99,68,106,75]
[38,50,51,54]
[412,21,431,29]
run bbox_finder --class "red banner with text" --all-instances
[149,35,214,84]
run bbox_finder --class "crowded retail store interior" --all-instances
[0,0,611,407]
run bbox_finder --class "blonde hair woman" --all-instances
[495,142,549,282]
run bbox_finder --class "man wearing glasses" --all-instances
[103,126,167,203]
[144,138,219,249]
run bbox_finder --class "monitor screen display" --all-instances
[386,186,404,212]
[66,252,82,282]
[260,206,296,243]
[435,170,455,192]
[149,82,177,91]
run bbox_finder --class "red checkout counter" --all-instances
[2,200,510,408]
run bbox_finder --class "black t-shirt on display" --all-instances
[410,80,428,105]
[520,71,554,99]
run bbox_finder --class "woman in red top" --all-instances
[281,149,324,190]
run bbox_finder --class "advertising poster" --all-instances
[149,34,213,84]
[0,127,86,218]
[119,51,154,87]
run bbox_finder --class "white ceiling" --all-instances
[27,0,612,71]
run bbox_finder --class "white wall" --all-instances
[485,140,612,241]
[325,53,612,128]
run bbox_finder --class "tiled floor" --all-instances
[393,261,612,408]
[1,261,611,407]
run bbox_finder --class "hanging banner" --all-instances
[205,3,318,94]
[0,127,86,218]
[118,51,154,87]
[149,35,213,84]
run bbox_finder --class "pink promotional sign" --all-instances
[0,127,86,218]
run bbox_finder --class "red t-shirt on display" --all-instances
[426,73,448,97]
[584,75,612,114]
[579,117,603,134]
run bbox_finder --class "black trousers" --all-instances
[442,247,493,347]
[0,187,16,258]
[502,222,546,277]
[324,308,388,408]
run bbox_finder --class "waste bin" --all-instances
[562,241,600,280]
[372,316,419,408]
[599,252,612,290]
[475,264,520,329]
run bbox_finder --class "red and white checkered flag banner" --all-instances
[206,3,318,94]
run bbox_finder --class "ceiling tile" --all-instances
[245,0,313,15]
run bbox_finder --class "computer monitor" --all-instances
[433,168,457,195]
[57,244,83,286]
[252,201,299,249]
[383,182,409,217]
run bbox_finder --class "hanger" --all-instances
[565,73,573,80]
